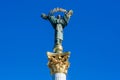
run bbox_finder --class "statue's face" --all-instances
[57,15,61,19]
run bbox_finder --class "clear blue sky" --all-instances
[0,0,120,80]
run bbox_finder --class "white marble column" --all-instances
[52,73,66,80]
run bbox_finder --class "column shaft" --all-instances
[52,73,66,80]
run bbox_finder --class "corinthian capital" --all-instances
[47,52,70,74]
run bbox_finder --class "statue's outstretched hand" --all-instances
[41,13,48,20]
[66,10,73,18]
